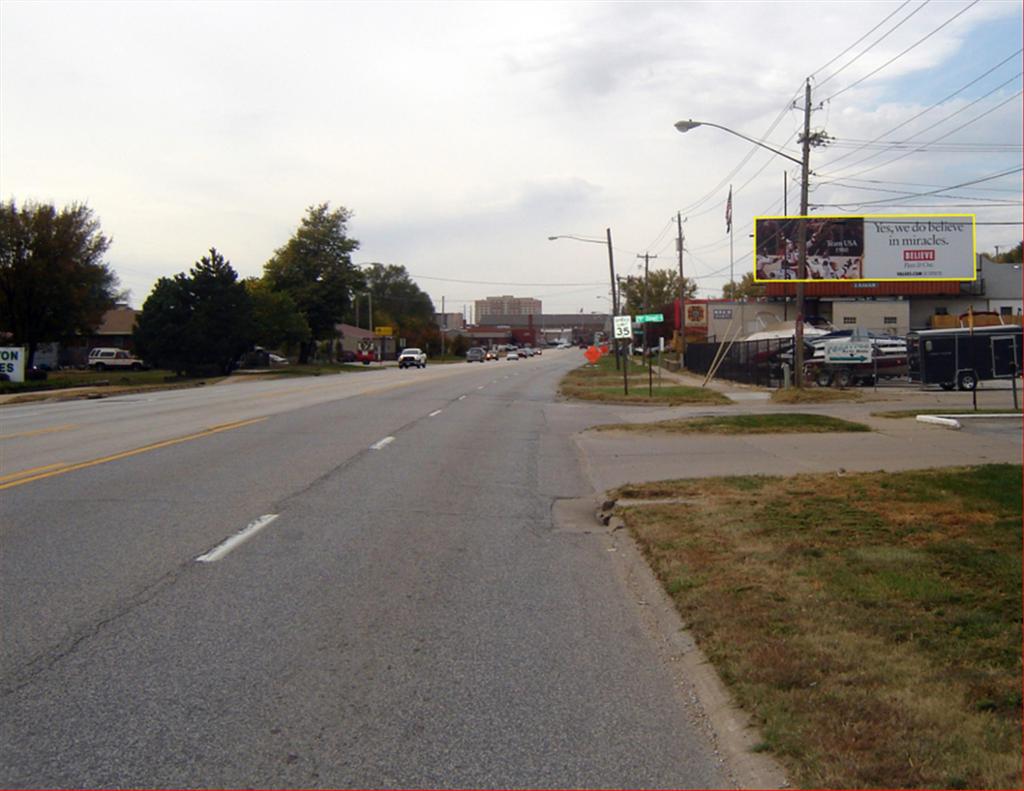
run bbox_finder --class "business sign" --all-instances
[0,347,26,382]
[824,340,873,365]
[374,326,393,336]
[613,315,632,339]
[753,214,976,282]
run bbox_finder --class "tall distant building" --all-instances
[474,295,541,321]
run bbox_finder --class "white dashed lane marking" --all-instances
[196,515,279,563]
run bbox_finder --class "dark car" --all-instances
[466,347,486,362]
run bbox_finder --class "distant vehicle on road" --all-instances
[466,347,486,363]
[398,348,427,369]
[87,348,147,371]
[485,349,497,361]
[506,350,520,361]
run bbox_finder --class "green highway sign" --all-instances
[634,313,664,323]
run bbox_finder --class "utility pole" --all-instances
[638,252,658,396]
[677,212,686,367]
[441,296,446,358]
[606,228,620,371]
[795,77,813,388]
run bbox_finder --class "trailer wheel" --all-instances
[957,370,977,391]
[834,368,853,388]
[815,369,833,387]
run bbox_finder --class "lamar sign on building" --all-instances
[754,214,976,282]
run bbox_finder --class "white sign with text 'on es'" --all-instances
[0,347,26,382]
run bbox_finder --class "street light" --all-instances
[549,230,622,372]
[675,106,812,387]
[674,120,803,166]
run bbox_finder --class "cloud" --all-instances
[2,0,1020,311]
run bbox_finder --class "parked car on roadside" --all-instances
[398,348,427,369]
[87,348,147,371]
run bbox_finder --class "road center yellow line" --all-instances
[0,424,79,441]
[0,462,70,483]
[0,417,268,490]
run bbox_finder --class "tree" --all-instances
[244,278,311,352]
[134,248,254,376]
[0,200,120,368]
[721,272,766,301]
[618,269,697,316]
[361,262,436,330]
[992,242,1023,264]
[263,203,362,363]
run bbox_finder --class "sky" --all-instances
[2,0,1021,317]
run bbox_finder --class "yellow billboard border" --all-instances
[752,213,977,283]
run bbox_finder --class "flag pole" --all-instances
[726,185,734,288]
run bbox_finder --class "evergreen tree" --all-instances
[134,248,254,375]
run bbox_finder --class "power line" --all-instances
[813,166,1023,209]
[819,64,1022,173]
[823,0,982,102]
[814,0,929,88]
[823,89,1023,182]
[410,273,606,287]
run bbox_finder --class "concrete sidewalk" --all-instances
[572,369,1022,492]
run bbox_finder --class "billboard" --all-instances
[754,214,976,282]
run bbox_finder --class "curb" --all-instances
[593,498,789,789]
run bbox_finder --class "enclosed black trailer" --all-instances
[907,324,1022,390]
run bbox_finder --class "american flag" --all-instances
[725,186,732,234]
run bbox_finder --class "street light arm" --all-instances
[674,119,803,166]
[548,234,606,245]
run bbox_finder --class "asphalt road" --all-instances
[0,352,729,789]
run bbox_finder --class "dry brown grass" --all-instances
[613,466,1022,789]
[772,387,863,404]
[560,356,731,405]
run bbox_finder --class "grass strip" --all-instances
[872,408,1023,419]
[561,384,731,405]
[592,413,870,434]
[612,465,1022,789]
[772,387,863,403]
[560,354,731,405]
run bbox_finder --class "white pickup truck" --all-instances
[398,348,427,369]
[87,347,148,371]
